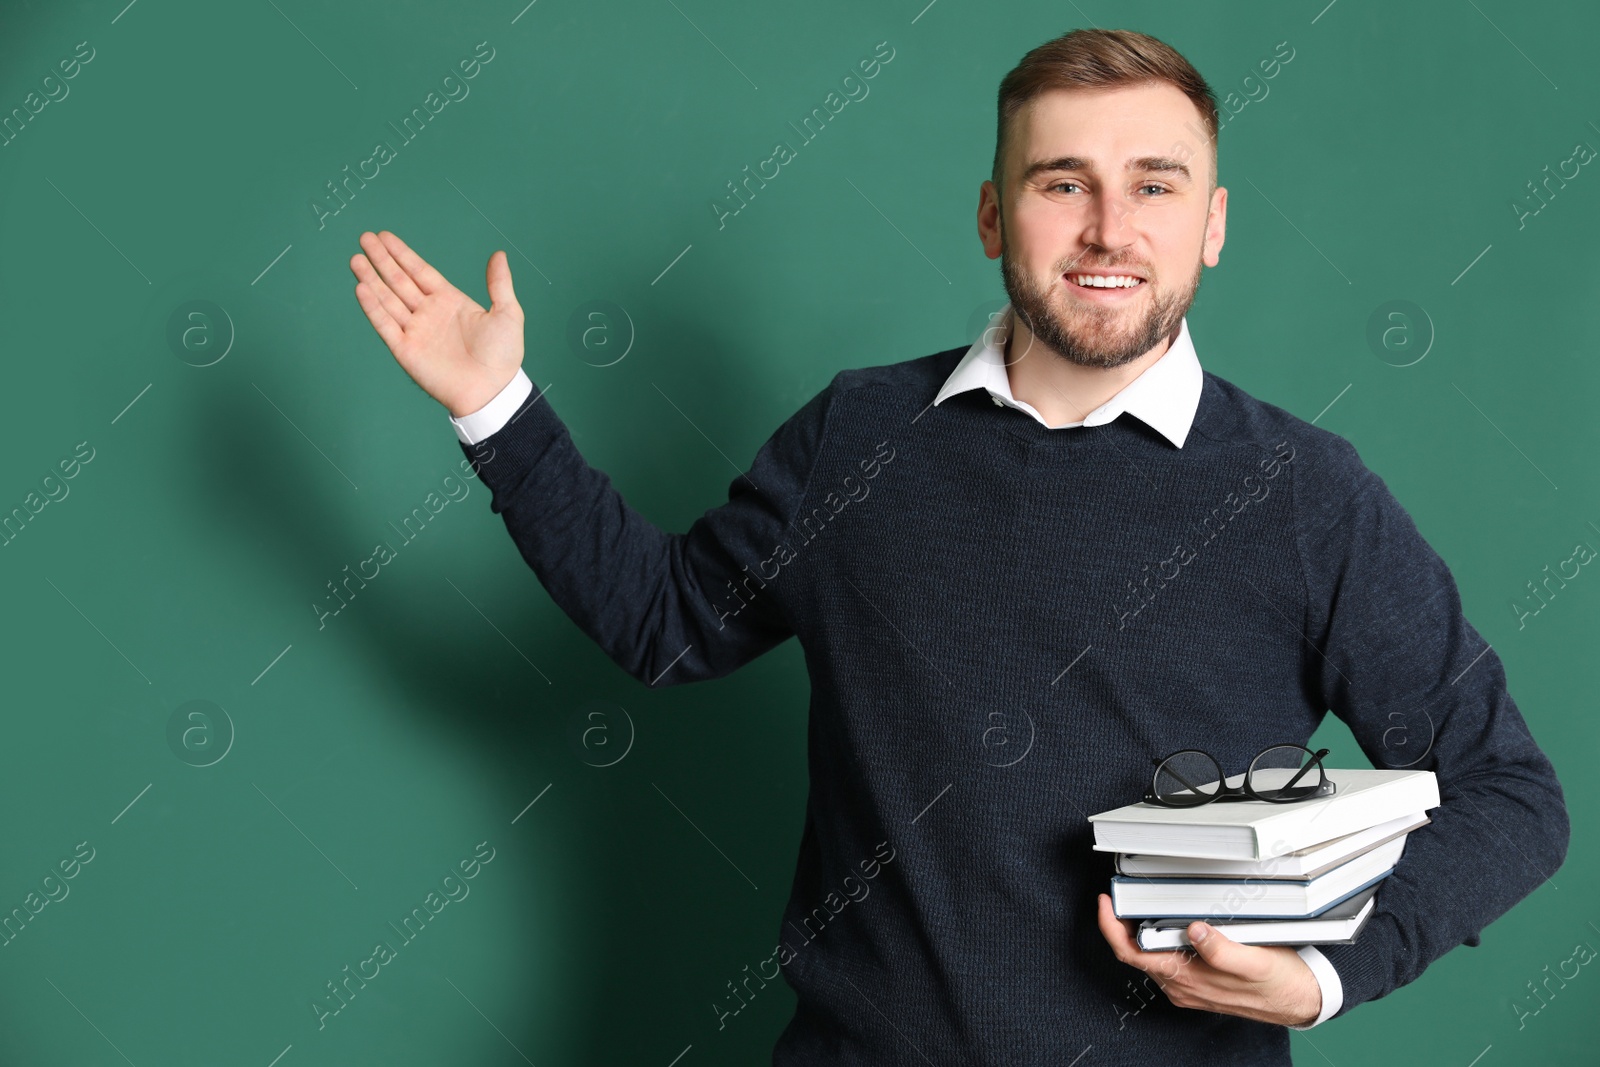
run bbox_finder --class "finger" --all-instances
[357,231,428,313]
[1096,893,1146,956]
[354,281,405,353]
[1097,895,1199,980]
[349,253,412,328]
[485,249,521,316]
[376,229,450,298]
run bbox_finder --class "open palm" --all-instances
[349,230,525,419]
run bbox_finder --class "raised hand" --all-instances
[350,230,525,418]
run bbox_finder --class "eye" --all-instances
[1138,184,1169,196]
[1047,180,1081,194]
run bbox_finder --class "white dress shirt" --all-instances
[447,302,1343,1029]
[931,303,1205,444]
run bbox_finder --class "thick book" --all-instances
[1114,811,1431,880]
[1110,834,1406,919]
[1136,883,1381,951]
[1087,767,1439,861]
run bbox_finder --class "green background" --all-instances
[0,0,1595,1062]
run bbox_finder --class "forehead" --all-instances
[1010,83,1208,178]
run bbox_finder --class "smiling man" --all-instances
[350,27,1568,1067]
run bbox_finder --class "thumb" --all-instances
[1186,921,1245,971]
[486,249,521,316]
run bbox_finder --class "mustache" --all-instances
[1058,250,1149,277]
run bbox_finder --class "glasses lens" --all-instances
[1247,745,1326,801]
[1151,750,1224,806]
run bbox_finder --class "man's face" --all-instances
[978,83,1226,369]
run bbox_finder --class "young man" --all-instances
[350,27,1567,1067]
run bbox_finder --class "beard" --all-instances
[998,228,1204,370]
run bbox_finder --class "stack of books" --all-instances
[1087,767,1439,950]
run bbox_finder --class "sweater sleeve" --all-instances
[1290,432,1570,1020]
[457,372,834,687]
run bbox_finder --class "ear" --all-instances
[977,180,1004,260]
[1203,185,1227,267]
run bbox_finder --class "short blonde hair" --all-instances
[993,28,1219,195]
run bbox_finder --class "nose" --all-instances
[1079,187,1136,254]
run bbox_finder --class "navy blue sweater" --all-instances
[457,346,1569,1066]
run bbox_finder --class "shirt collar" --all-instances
[931,302,1204,448]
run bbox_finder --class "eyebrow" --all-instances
[1021,155,1193,185]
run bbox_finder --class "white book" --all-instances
[1115,811,1431,879]
[1136,883,1380,951]
[1110,834,1407,918]
[1088,767,1439,861]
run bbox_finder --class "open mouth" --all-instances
[1066,273,1146,292]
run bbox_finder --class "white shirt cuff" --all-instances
[1289,945,1343,1029]
[449,367,533,445]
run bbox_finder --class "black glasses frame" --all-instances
[1143,744,1337,807]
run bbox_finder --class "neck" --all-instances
[1004,318,1178,428]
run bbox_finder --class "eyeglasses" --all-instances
[1143,744,1336,807]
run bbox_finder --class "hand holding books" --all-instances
[1088,745,1440,950]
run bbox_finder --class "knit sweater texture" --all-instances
[457,345,1569,1066]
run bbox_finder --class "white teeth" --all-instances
[1071,274,1141,288]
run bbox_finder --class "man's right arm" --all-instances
[347,230,833,687]
[454,367,835,688]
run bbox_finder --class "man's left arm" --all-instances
[1290,431,1571,1020]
